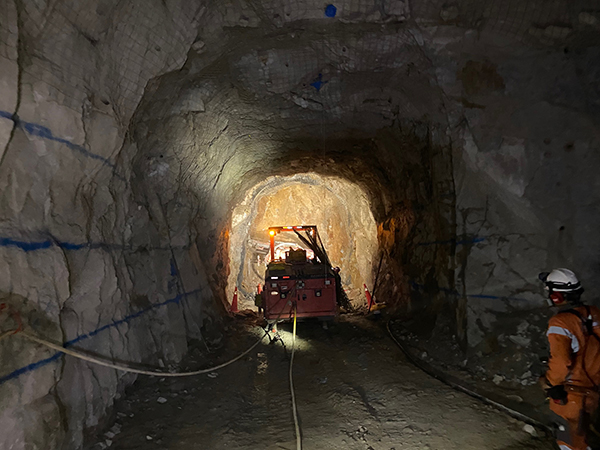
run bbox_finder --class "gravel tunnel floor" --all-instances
[96,316,555,450]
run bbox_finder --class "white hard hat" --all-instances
[539,268,582,293]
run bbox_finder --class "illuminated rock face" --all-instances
[0,0,599,448]
[228,174,378,307]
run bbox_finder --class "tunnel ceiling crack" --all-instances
[211,151,235,190]
[0,0,24,170]
[205,121,229,149]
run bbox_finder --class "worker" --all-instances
[539,268,600,450]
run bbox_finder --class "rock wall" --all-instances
[425,27,600,354]
[1,0,599,448]
[228,173,378,307]
[99,0,600,363]
[0,2,217,449]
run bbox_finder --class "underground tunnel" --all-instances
[228,173,378,308]
[0,1,599,449]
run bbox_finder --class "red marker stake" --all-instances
[230,287,238,313]
[364,284,374,312]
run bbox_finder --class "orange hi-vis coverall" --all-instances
[546,305,600,450]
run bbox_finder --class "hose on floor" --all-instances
[289,304,302,450]
[386,320,551,432]
[0,329,18,342]
[2,328,268,377]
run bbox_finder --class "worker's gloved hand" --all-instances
[546,385,568,405]
[538,375,551,390]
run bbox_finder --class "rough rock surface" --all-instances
[96,317,554,450]
[0,2,212,449]
[0,0,599,449]
[228,173,378,307]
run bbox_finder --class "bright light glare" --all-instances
[227,173,378,311]
[277,329,312,349]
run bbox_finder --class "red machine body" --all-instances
[262,226,338,321]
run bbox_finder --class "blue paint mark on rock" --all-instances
[0,237,53,252]
[325,4,337,17]
[310,73,328,92]
[0,109,124,180]
[0,289,200,385]
[56,241,88,250]
[0,235,190,253]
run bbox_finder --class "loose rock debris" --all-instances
[96,316,553,449]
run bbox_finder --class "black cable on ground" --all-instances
[386,319,553,435]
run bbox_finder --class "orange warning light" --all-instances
[269,230,275,236]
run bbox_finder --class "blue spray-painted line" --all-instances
[0,288,201,386]
[325,4,337,17]
[0,353,64,385]
[0,237,53,252]
[410,280,528,302]
[417,237,486,246]
[310,73,328,92]
[0,110,124,180]
[457,237,486,245]
[170,259,178,276]
[0,236,190,253]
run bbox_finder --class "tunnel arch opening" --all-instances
[228,173,378,310]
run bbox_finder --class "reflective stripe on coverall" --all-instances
[546,305,600,450]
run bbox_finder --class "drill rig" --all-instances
[260,225,350,321]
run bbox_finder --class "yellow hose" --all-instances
[289,305,302,450]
